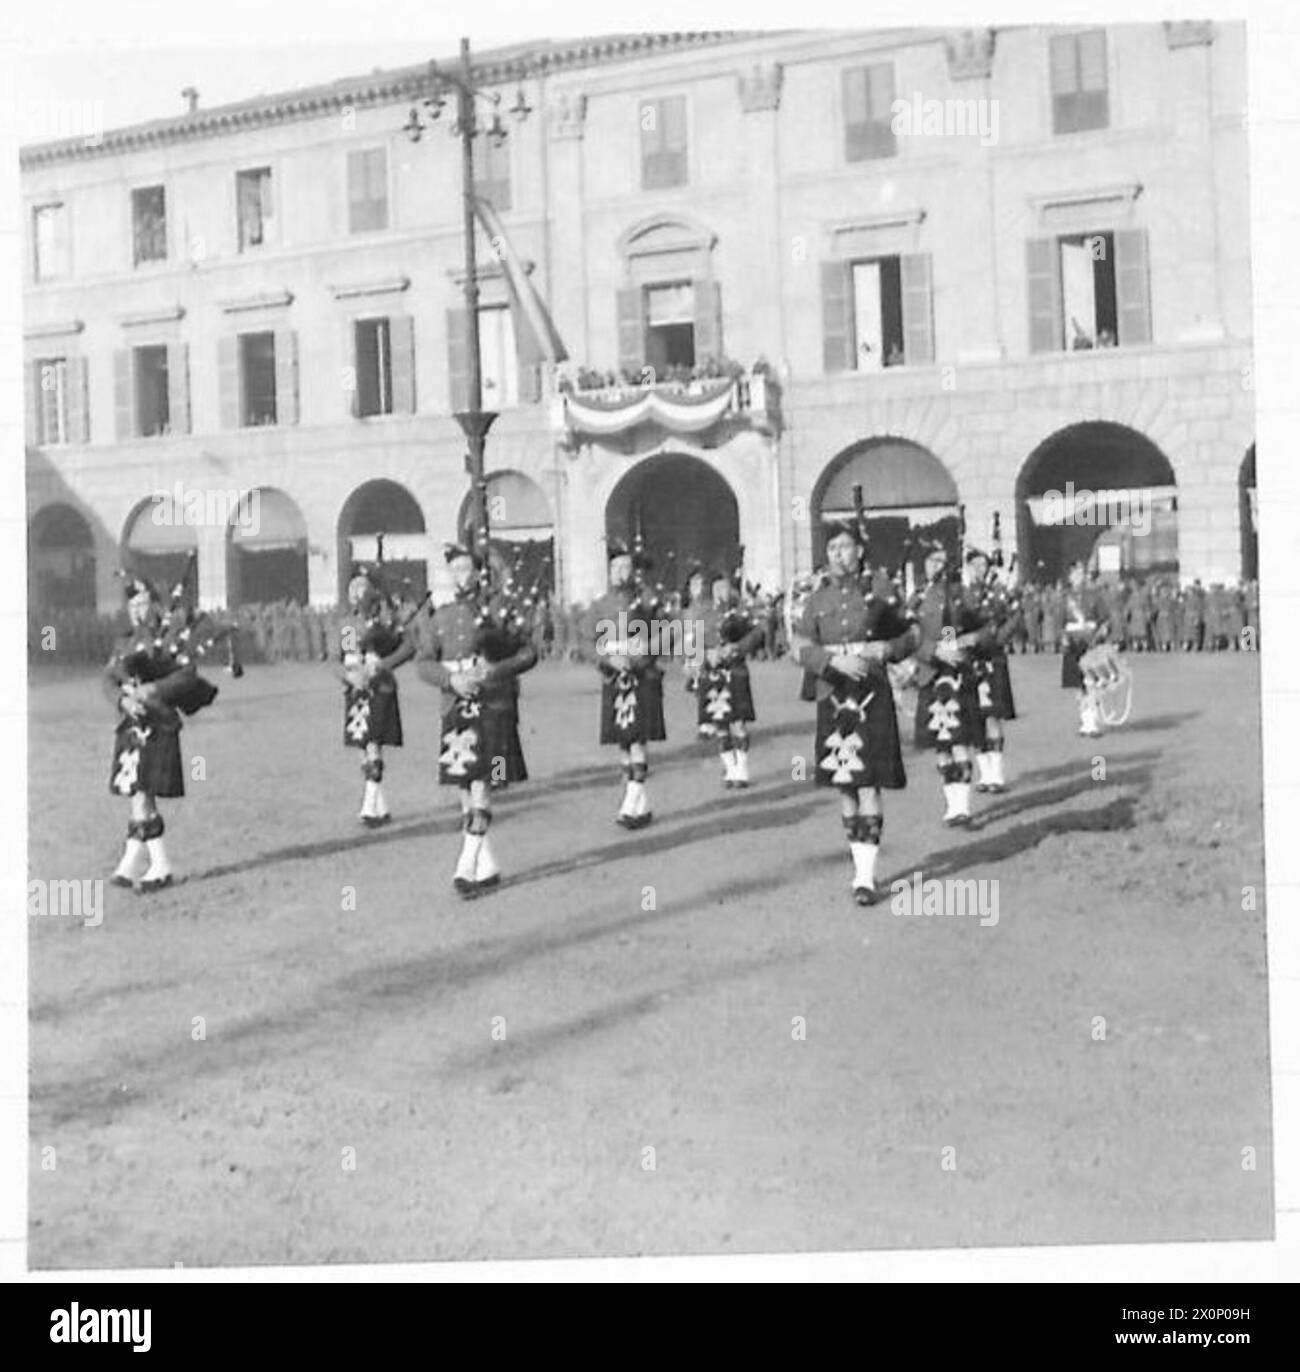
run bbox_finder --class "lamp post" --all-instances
[403,37,533,562]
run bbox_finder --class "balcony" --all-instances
[552,363,781,446]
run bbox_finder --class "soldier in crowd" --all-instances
[1041,581,1064,654]
[104,576,201,892]
[416,545,537,898]
[584,542,666,829]
[791,521,918,906]
[910,543,992,827]
[683,566,765,790]
[337,568,417,827]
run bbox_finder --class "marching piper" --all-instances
[911,542,995,826]
[104,576,204,892]
[963,547,1019,795]
[684,567,765,789]
[585,542,666,829]
[417,545,537,897]
[792,522,918,906]
[339,567,417,828]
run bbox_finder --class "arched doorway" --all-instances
[228,488,309,606]
[458,471,555,595]
[1017,422,1178,584]
[812,438,960,582]
[337,479,427,602]
[29,503,96,611]
[122,494,197,599]
[1240,444,1257,582]
[605,454,740,594]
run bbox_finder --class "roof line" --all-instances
[20,31,777,168]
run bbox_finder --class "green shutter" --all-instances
[68,356,90,444]
[1026,237,1062,354]
[900,253,934,365]
[25,361,40,445]
[389,313,416,414]
[1114,228,1152,346]
[218,335,239,429]
[821,261,853,373]
[693,279,723,364]
[113,349,135,440]
[274,329,299,425]
[167,342,190,435]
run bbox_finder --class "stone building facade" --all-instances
[22,23,1255,611]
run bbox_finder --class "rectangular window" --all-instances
[36,357,68,445]
[237,167,274,250]
[132,185,167,265]
[1051,30,1109,134]
[134,344,171,436]
[354,317,393,417]
[478,305,518,409]
[640,96,688,190]
[475,136,512,211]
[33,203,70,281]
[644,282,695,375]
[347,148,388,233]
[1060,232,1117,348]
[239,331,278,426]
[851,257,905,368]
[844,64,897,162]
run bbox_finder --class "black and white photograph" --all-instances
[6,0,1296,1288]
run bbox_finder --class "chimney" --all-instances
[182,87,199,114]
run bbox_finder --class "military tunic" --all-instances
[585,587,668,746]
[104,626,198,798]
[417,590,537,785]
[340,613,413,749]
[689,600,764,733]
[1061,587,1111,689]
[910,579,993,751]
[795,572,917,791]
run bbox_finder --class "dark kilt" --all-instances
[109,718,185,798]
[914,665,984,750]
[972,652,1017,720]
[1061,641,1087,690]
[697,662,756,731]
[438,696,528,785]
[343,674,403,748]
[813,674,906,790]
[600,667,667,746]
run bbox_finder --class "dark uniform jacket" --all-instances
[103,625,199,730]
[910,579,996,687]
[416,591,537,709]
[794,571,917,702]
[583,586,667,679]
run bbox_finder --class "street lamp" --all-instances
[403,38,533,562]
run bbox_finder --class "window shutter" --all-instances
[821,261,853,373]
[1114,228,1151,346]
[446,308,470,412]
[389,313,417,414]
[167,342,190,434]
[693,279,723,364]
[1025,237,1063,354]
[218,336,240,429]
[344,319,359,418]
[899,253,934,365]
[113,348,135,440]
[616,287,645,377]
[68,356,90,443]
[25,361,40,445]
[274,329,299,425]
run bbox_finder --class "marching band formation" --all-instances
[102,509,1145,906]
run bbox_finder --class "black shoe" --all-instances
[139,874,174,893]
[454,877,478,899]
[987,783,1007,795]
[637,812,654,829]
[853,884,878,907]
[109,874,134,889]
[616,813,635,829]
[975,781,990,793]
[372,813,392,827]
[943,813,972,828]
[476,874,502,895]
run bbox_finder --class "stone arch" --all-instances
[457,469,555,594]
[227,486,309,606]
[29,502,96,611]
[336,478,428,602]
[811,436,961,575]
[1016,420,1178,582]
[121,492,198,596]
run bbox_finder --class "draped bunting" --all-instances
[562,379,736,437]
